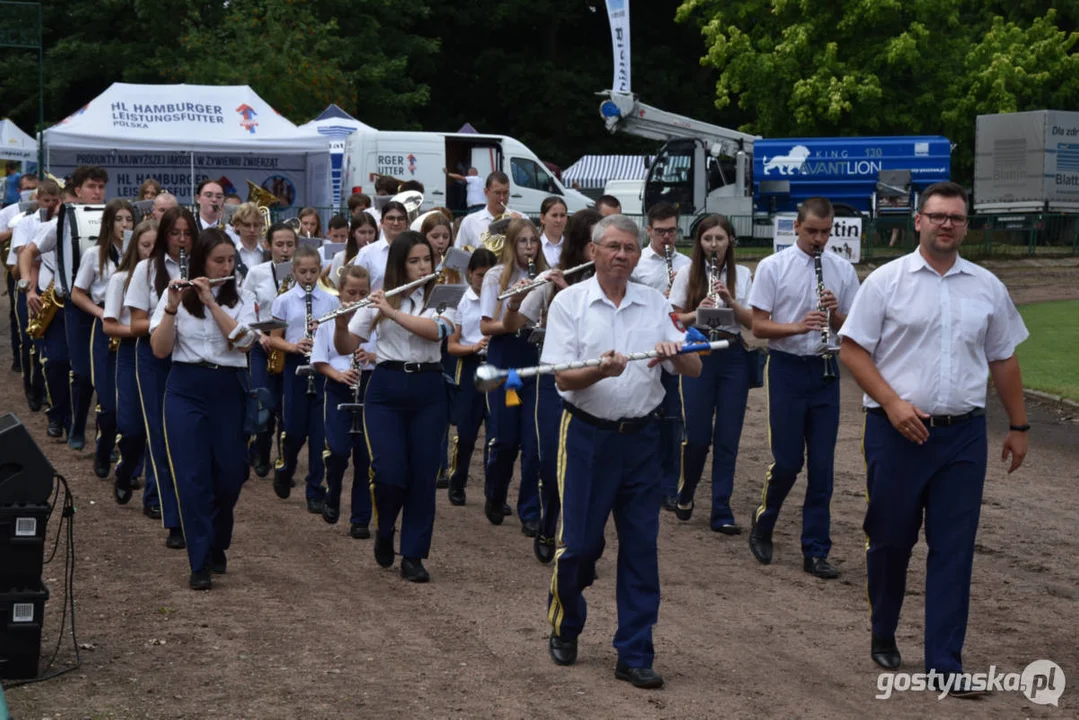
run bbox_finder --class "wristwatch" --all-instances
[1009,424,1031,432]
[16,279,29,292]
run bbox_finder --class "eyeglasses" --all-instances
[384,215,407,224]
[651,227,678,237]
[595,241,640,254]
[921,212,969,227]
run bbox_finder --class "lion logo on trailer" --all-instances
[763,145,811,175]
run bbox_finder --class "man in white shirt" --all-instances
[356,201,408,291]
[454,171,520,250]
[629,202,690,511]
[746,196,860,579]
[152,191,178,222]
[194,180,225,232]
[444,166,486,212]
[542,214,701,690]
[839,182,1029,694]
[4,173,40,376]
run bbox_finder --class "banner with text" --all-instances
[47,149,310,208]
[773,215,862,263]
[606,0,631,93]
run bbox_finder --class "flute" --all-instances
[314,271,439,324]
[497,261,595,300]
[172,275,235,288]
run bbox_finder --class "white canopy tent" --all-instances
[0,118,38,162]
[299,104,376,207]
[43,83,331,208]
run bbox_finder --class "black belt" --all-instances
[564,401,657,434]
[866,406,985,427]
[378,361,442,374]
[175,360,238,371]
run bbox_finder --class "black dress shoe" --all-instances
[401,557,430,583]
[521,519,539,537]
[321,502,340,524]
[254,461,270,478]
[110,449,119,464]
[143,505,162,520]
[130,476,142,490]
[548,634,577,666]
[534,535,555,564]
[448,486,466,506]
[11,358,21,373]
[714,523,742,536]
[803,556,839,579]
[93,459,110,479]
[930,672,991,698]
[662,496,678,512]
[615,662,664,689]
[374,535,395,567]
[748,522,773,565]
[189,569,212,591]
[209,549,227,575]
[27,395,42,412]
[306,497,325,514]
[435,473,449,489]
[349,523,370,540]
[272,474,291,499]
[674,501,693,522]
[47,420,63,438]
[502,503,512,516]
[484,499,504,526]
[165,528,186,550]
[114,481,132,505]
[871,635,901,669]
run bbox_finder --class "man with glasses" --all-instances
[542,214,701,689]
[838,182,1029,695]
[194,180,225,232]
[454,171,520,250]
[355,200,409,292]
[746,196,859,579]
[630,202,690,511]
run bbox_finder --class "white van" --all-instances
[602,179,644,216]
[342,131,593,217]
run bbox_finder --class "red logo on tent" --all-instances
[408,154,417,176]
[236,104,258,134]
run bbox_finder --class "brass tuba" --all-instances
[246,179,279,233]
[266,275,294,375]
[479,215,515,256]
[26,279,64,339]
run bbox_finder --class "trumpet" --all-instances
[813,247,836,380]
[664,244,675,288]
[179,247,189,281]
[314,271,439,324]
[497,261,595,300]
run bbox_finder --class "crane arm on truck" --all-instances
[597,90,759,156]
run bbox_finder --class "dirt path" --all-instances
[3,261,1078,719]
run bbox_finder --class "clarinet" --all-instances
[304,284,316,396]
[527,256,537,281]
[664,244,675,289]
[707,252,721,342]
[179,247,189,281]
[346,353,364,435]
[813,248,836,380]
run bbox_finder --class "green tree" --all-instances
[676,0,1079,182]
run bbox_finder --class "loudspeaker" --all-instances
[0,413,56,505]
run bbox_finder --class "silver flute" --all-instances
[497,261,595,300]
[315,272,440,324]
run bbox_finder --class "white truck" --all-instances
[342,131,593,217]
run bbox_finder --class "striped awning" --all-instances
[562,155,650,190]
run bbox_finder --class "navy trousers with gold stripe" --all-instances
[90,317,118,468]
[163,363,248,574]
[548,411,662,669]
[863,411,987,673]
[13,288,45,405]
[448,354,488,492]
[136,337,180,527]
[752,350,839,558]
[6,273,19,368]
[275,353,326,501]
[247,342,282,468]
[484,333,540,522]
[65,303,96,443]
[323,373,372,526]
[114,338,147,490]
[534,375,562,542]
[363,366,446,560]
[40,302,70,431]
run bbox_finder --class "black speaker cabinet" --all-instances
[0,413,55,505]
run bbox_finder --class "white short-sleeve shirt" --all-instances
[669,262,753,335]
[838,250,1029,415]
[455,287,486,344]
[271,284,339,345]
[149,287,257,367]
[74,244,120,305]
[464,176,485,207]
[479,264,529,321]
[356,238,390,291]
[241,260,288,324]
[540,276,685,420]
[312,320,377,372]
[347,287,448,364]
[631,243,691,293]
[103,271,132,326]
[747,244,860,356]
[124,256,181,315]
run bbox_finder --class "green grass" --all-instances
[1016,300,1079,401]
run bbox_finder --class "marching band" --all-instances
[3,167,1030,695]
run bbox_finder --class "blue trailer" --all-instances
[753,136,952,215]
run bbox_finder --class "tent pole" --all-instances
[190,151,195,208]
